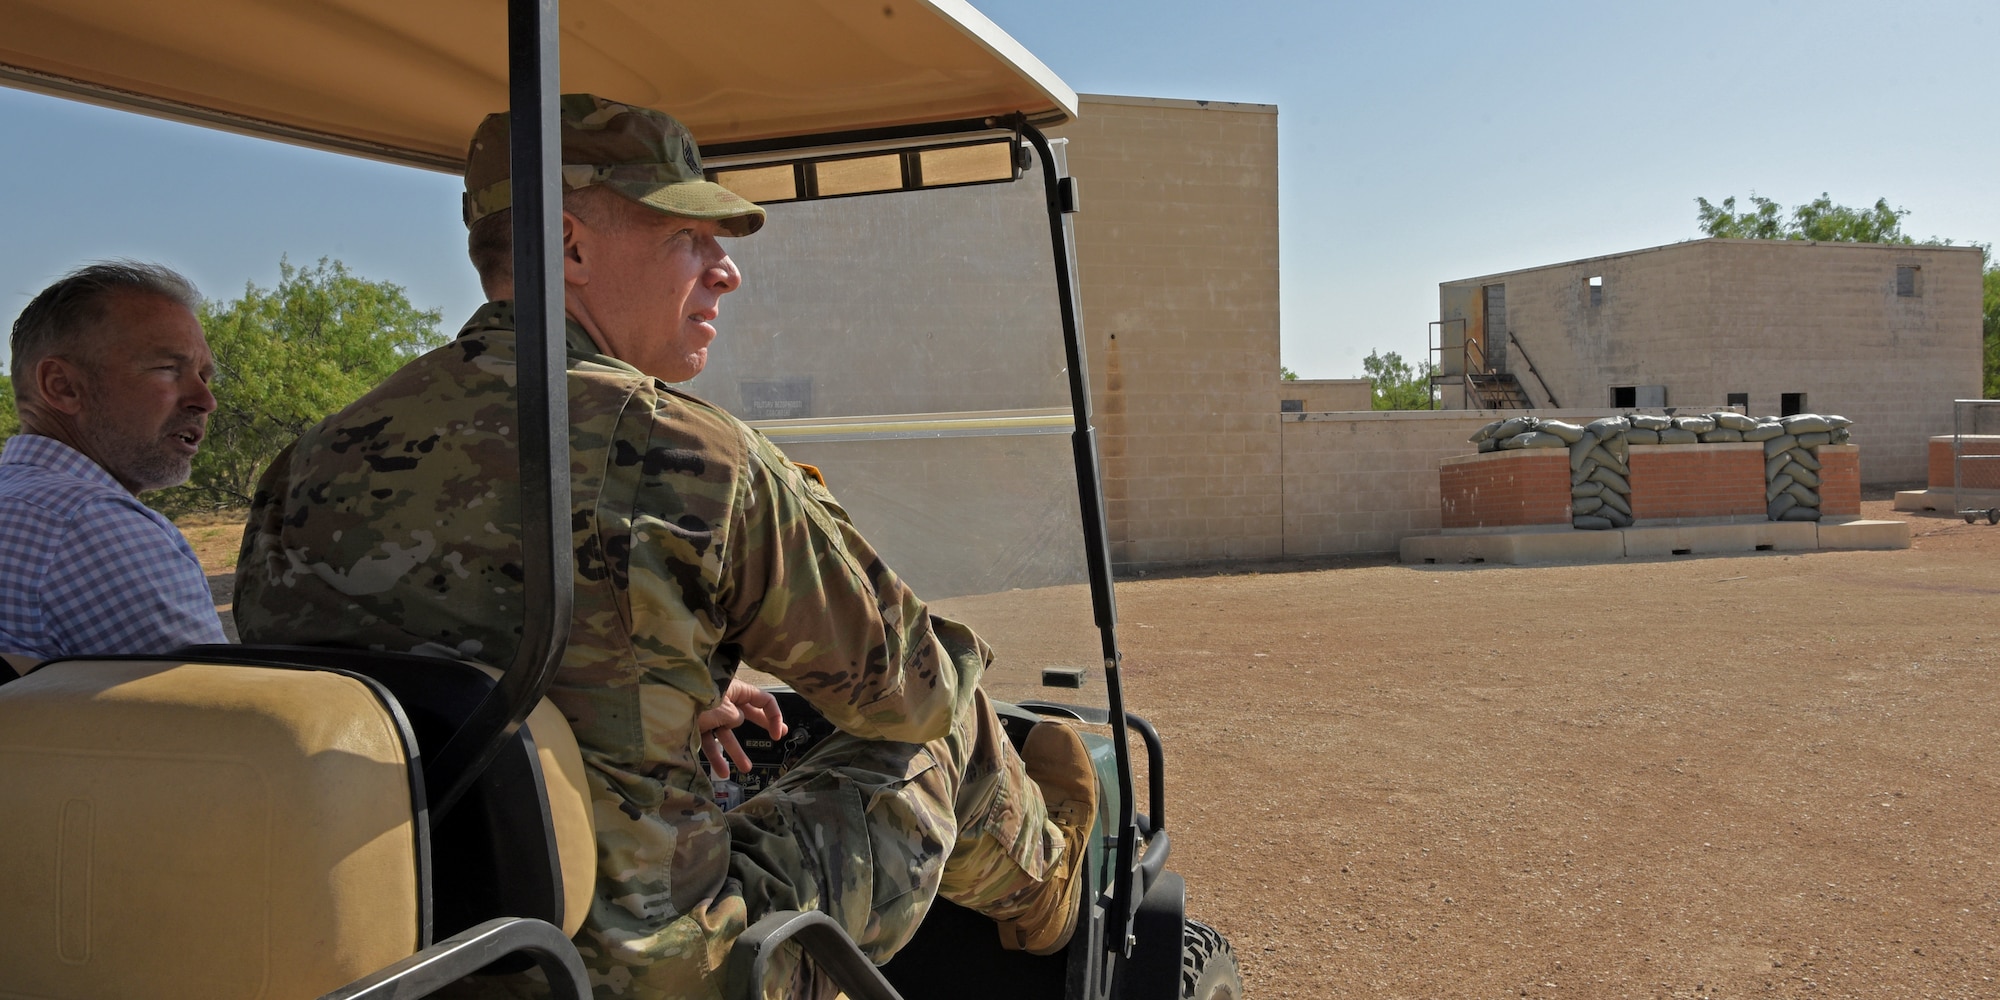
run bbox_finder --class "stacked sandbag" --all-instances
[1468,414,1570,454]
[1624,412,1668,444]
[1468,415,1632,530]
[1468,410,1857,530]
[1745,413,1853,521]
[1565,416,1632,530]
[1623,410,1763,444]
[1697,411,1758,442]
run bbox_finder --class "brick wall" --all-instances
[1437,450,1571,529]
[1626,443,1766,521]
[1925,436,2000,490]
[1819,445,1861,516]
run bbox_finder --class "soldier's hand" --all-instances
[697,678,788,777]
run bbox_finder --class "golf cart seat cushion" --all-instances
[0,658,422,999]
[522,688,596,937]
[415,659,593,939]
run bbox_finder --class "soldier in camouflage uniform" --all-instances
[232,95,1097,999]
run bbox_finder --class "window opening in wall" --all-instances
[1280,399,1304,413]
[1587,275,1603,308]
[1611,385,1636,408]
[1896,265,1921,297]
[1727,392,1749,411]
[1781,392,1807,416]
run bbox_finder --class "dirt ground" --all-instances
[185,494,2000,998]
[1103,496,2000,1000]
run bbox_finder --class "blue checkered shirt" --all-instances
[0,434,226,659]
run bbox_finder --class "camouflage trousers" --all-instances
[726,682,1062,999]
[453,667,1063,1000]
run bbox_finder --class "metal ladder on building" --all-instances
[1428,323,1536,410]
[1465,371,1533,409]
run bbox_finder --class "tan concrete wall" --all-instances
[1053,95,1284,566]
[1280,378,1371,412]
[1281,410,1528,556]
[764,432,1086,600]
[1440,239,1985,485]
[692,150,1068,419]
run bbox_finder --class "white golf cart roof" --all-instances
[0,0,1077,168]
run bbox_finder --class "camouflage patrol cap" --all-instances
[463,94,764,236]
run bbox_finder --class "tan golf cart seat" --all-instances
[0,648,595,999]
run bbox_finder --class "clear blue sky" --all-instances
[1,0,1992,379]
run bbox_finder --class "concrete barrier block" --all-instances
[1621,521,1817,556]
[1894,488,2000,513]
[1401,527,1625,565]
[1817,519,1911,550]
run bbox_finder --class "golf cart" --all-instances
[0,2,1240,998]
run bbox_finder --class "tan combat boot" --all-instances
[996,720,1099,955]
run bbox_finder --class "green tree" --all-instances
[152,257,446,515]
[1985,262,2000,399]
[0,376,16,442]
[1694,192,1916,244]
[1694,194,1786,240]
[1280,365,1299,381]
[1361,350,1436,410]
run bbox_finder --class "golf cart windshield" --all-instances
[688,140,1103,705]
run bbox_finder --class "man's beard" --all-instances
[76,404,197,494]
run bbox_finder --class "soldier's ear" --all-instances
[561,210,590,285]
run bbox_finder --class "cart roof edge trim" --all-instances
[0,0,1079,171]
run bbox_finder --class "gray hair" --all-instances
[11,260,200,400]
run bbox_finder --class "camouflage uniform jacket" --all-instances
[234,301,967,989]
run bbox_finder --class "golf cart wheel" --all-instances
[1988,508,1999,526]
[1181,919,1243,1000]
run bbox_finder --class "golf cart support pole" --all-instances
[424,0,576,822]
[1016,120,1141,958]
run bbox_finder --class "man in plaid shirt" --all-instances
[0,261,226,669]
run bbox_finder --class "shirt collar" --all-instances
[0,434,128,492]
[457,300,641,376]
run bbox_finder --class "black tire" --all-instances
[1181,919,1243,1000]
[1988,509,1999,526]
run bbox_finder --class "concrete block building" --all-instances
[698,93,1291,571]
[1436,239,1986,484]
[1056,95,1285,565]
[1280,379,1372,413]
